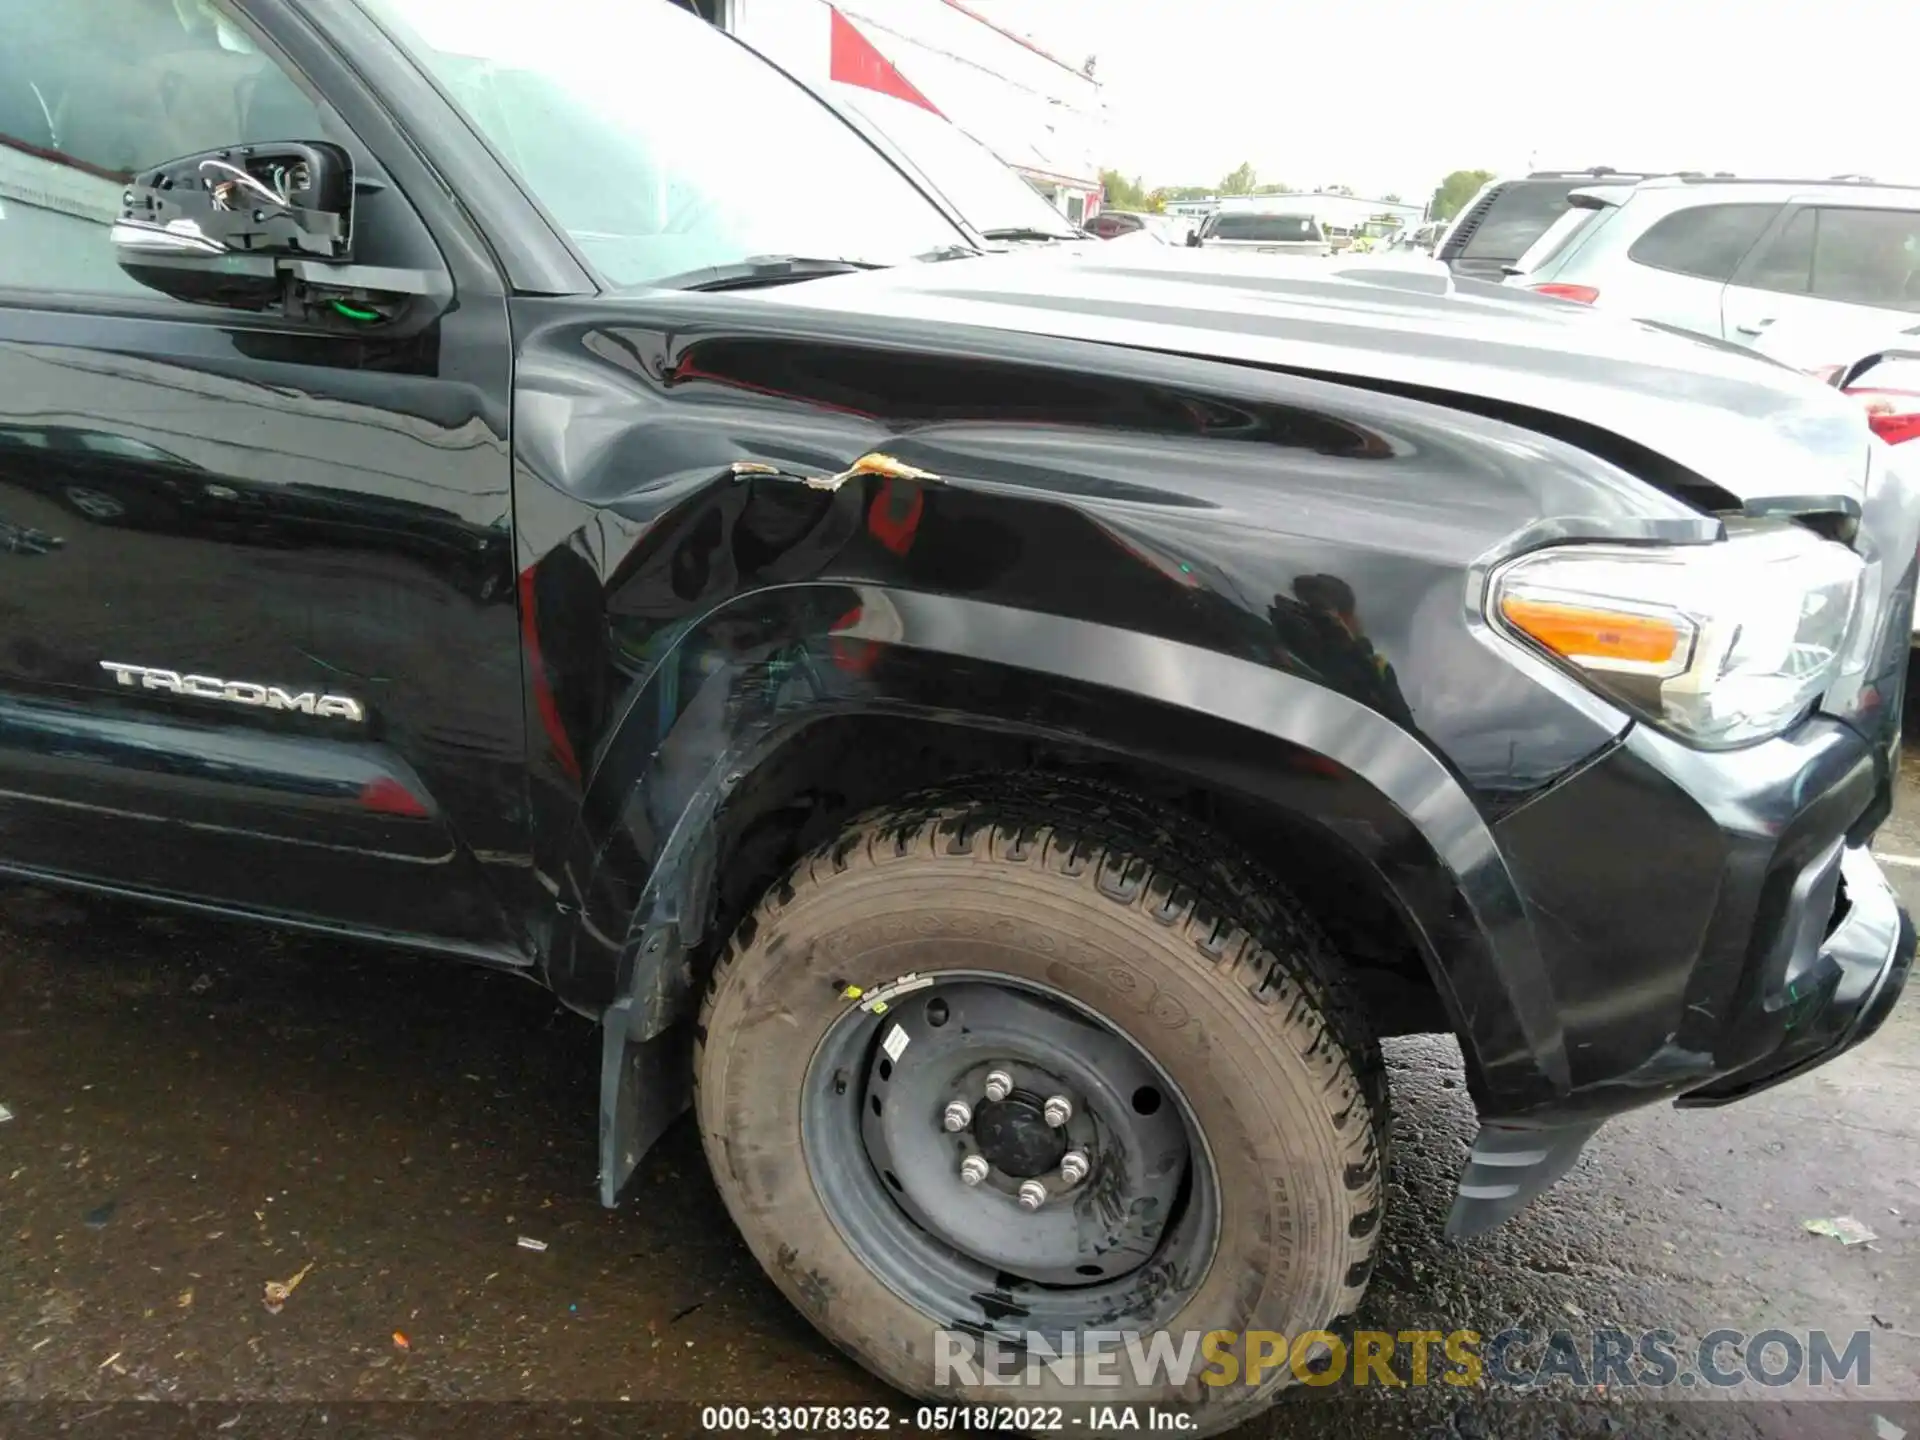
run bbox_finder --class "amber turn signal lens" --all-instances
[1498,594,1686,673]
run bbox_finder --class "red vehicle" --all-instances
[1087,210,1190,245]
[1088,210,1147,239]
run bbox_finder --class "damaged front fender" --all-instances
[548,579,1569,1205]
[502,301,1661,1206]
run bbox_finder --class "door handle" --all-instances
[1734,318,1775,336]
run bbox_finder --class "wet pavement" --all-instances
[4,752,1920,1440]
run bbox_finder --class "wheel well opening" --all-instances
[703,714,1445,1040]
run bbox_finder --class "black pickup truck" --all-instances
[2,0,1914,1430]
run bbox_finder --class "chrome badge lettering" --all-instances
[101,662,365,723]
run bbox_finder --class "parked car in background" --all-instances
[1831,346,1920,450]
[1192,210,1332,257]
[1088,210,1147,239]
[1751,317,1920,636]
[1502,177,1920,349]
[1437,168,1682,281]
[1149,213,1195,245]
[1086,211,1192,245]
[1751,306,1920,377]
[1388,219,1448,254]
[1759,324,1920,450]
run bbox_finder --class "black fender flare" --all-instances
[576,582,1570,1203]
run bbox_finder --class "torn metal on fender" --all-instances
[729,452,943,492]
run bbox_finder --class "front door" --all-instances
[1723,203,1920,349]
[0,0,529,957]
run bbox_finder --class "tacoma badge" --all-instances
[100,662,365,722]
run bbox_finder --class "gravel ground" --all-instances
[2,742,1918,1440]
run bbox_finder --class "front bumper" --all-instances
[1447,845,1911,1237]
[1445,715,1914,1238]
[1678,845,1911,1104]
[1203,241,1333,258]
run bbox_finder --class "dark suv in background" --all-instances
[1437,167,1693,281]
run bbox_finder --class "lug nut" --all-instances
[1017,1179,1048,1210]
[983,1069,1014,1102]
[942,1100,972,1132]
[1043,1094,1073,1127]
[960,1155,990,1186]
[1059,1150,1089,1186]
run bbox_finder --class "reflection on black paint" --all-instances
[0,421,511,602]
[1270,574,1418,733]
[669,336,1398,461]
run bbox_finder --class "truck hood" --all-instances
[756,248,1874,510]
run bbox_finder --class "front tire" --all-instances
[695,778,1386,1434]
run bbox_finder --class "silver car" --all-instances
[1504,176,1920,348]
[1194,211,1332,258]
[1751,308,1920,374]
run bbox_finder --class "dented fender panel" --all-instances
[539,581,1575,1124]
[506,292,1673,872]
[498,292,1737,1117]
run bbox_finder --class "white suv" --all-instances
[1502,177,1920,347]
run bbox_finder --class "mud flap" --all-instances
[598,995,693,1207]
[1443,1118,1600,1238]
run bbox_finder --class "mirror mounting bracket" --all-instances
[118,142,353,262]
[114,142,445,331]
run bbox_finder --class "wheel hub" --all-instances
[972,1096,1066,1178]
[854,980,1192,1286]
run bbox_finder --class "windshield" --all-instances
[356,0,969,286]
[1210,214,1322,243]
[837,92,1078,241]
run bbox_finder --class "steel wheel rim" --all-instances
[800,969,1220,1341]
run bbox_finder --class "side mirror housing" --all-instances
[111,142,443,329]
[113,142,352,309]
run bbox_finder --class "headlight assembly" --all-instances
[1490,524,1864,747]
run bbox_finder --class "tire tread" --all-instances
[696,772,1388,1321]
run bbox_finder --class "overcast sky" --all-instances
[967,0,1915,202]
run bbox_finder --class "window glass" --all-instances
[1627,203,1776,281]
[1454,181,1579,260]
[1210,214,1322,243]
[1810,208,1920,313]
[837,93,1076,241]
[1516,203,1608,275]
[1739,209,1815,294]
[360,0,967,287]
[75,432,191,462]
[0,0,325,297]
